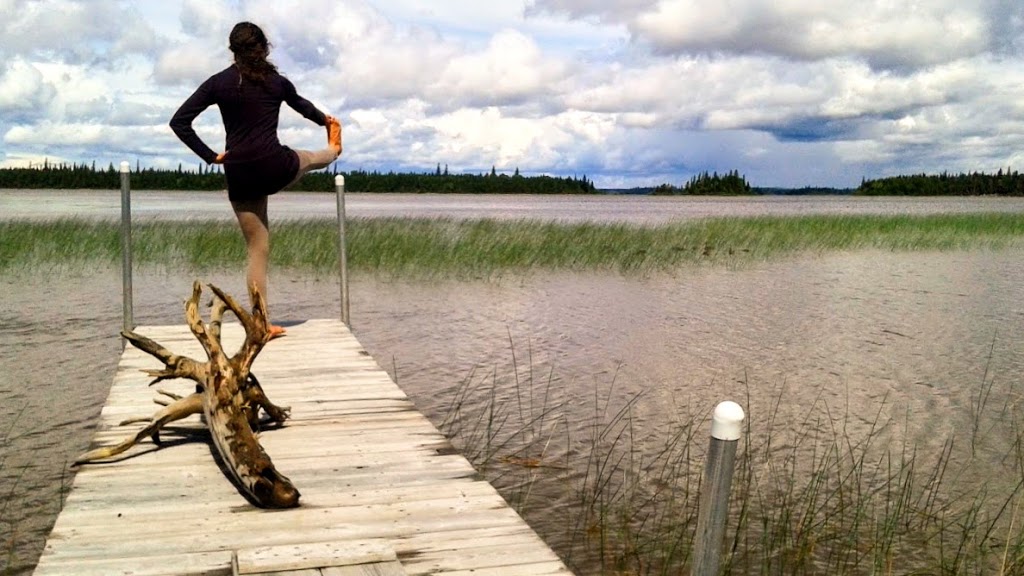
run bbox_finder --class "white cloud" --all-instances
[0,60,56,116]
[0,0,164,64]
[154,41,227,87]
[6,122,106,146]
[332,24,460,106]
[2,0,1024,188]
[180,0,238,39]
[437,107,567,169]
[430,30,568,109]
[4,119,207,159]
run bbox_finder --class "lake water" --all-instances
[3,191,1024,574]
[5,189,1024,223]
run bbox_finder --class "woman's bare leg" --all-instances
[283,117,343,189]
[285,147,341,189]
[230,196,272,313]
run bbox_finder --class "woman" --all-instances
[170,21,342,338]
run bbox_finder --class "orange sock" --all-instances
[327,117,342,153]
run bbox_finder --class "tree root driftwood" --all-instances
[74,281,300,508]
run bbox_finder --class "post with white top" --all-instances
[692,401,745,576]
[119,161,134,335]
[335,175,350,326]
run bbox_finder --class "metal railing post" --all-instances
[335,175,350,326]
[692,401,745,576]
[120,160,134,334]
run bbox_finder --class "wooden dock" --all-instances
[34,319,572,575]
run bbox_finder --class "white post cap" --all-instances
[335,175,345,186]
[119,161,130,173]
[711,401,745,441]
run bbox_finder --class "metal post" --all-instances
[335,175,350,326]
[692,401,745,576]
[120,161,134,334]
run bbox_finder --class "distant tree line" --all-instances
[856,170,1024,196]
[0,161,596,194]
[295,166,596,194]
[652,170,753,195]
[12,162,1022,196]
[0,160,224,190]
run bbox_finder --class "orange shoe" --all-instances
[327,116,342,154]
[269,325,287,340]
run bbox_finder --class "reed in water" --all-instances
[431,335,1024,575]
[4,213,1024,275]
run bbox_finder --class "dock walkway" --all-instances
[34,319,572,575]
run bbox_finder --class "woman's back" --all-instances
[208,65,291,162]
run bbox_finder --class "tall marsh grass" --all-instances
[1,407,27,575]
[437,349,1024,575]
[3,214,1024,276]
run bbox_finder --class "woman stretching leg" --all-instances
[232,128,342,336]
[170,22,343,337]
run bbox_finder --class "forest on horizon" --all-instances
[0,161,596,195]
[2,161,1024,196]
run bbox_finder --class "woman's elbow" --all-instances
[168,114,191,136]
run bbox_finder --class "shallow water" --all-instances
[4,249,1024,573]
[6,189,1024,223]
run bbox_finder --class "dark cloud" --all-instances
[757,117,864,143]
[64,98,113,123]
[529,0,1011,72]
[525,0,658,22]
[986,0,1024,56]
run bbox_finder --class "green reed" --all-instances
[435,348,1024,575]
[4,213,1024,276]
[1,407,28,575]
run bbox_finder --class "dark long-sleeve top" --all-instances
[169,65,327,199]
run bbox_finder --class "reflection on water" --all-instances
[3,250,1024,573]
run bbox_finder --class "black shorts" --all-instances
[224,148,299,202]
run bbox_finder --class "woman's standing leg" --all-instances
[231,196,282,334]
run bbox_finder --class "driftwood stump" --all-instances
[75,281,299,508]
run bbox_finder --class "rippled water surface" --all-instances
[4,249,1024,574]
[4,191,1024,573]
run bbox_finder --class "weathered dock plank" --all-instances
[34,319,571,576]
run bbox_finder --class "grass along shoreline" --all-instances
[3,213,1024,276]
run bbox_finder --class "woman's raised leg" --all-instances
[283,117,343,189]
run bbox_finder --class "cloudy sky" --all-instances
[1,0,1023,188]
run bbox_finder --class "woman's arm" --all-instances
[282,77,328,126]
[169,79,220,164]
